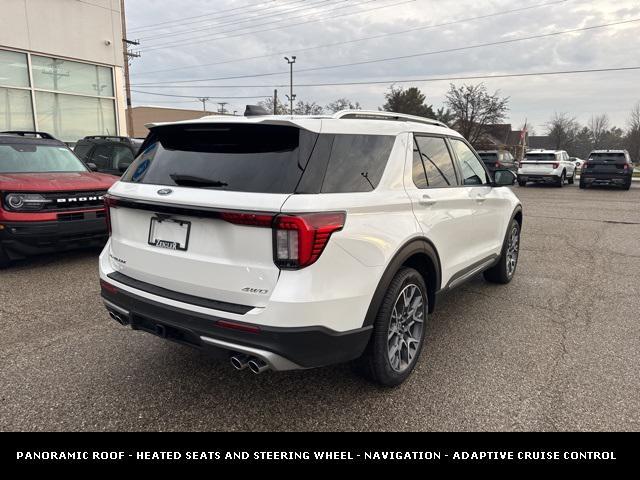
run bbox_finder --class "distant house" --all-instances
[472,124,527,157]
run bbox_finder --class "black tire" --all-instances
[484,219,520,284]
[579,179,586,189]
[0,247,10,269]
[624,178,632,190]
[556,171,565,187]
[518,180,526,187]
[568,171,575,184]
[356,267,428,387]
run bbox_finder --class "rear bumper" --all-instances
[100,282,373,370]
[580,173,631,185]
[517,174,560,183]
[0,214,108,259]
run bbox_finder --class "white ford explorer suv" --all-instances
[99,110,523,386]
[517,149,576,187]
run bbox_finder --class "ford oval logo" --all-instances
[157,188,173,196]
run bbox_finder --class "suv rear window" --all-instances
[589,152,626,162]
[525,153,556,161]
[123,124,394,194]
[479,153,498,163]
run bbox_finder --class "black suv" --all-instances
[477,150,517,175]
[74,136,143,176]
[580,150,634,190]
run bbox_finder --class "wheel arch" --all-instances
[363,238,442,327]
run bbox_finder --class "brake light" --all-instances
[622,163,629,171]
[103,195,119,236]
[273,212,345,269]
[552,162,559,169]
[219,212,274,227]
[495,162,501,168]
[583,162,589,169]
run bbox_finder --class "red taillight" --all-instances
[583,162,589,169]
[104,195,118,236]
[273,212,346,269]
[215,319,260,334]
[219,212,274,227]
[552,162,560,169]
[622,163,629,171]
[100,279,118,294]
[495,162,501,168]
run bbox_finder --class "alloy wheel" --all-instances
[387,284,425,372]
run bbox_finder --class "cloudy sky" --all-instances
[126,0,640,131]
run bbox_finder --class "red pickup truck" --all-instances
[0,131,117,268]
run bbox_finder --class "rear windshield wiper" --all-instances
[169,173,228,188]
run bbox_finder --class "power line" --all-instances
[140,0,340,42]
[131,89,271,99]
[128,0,283,33]
[129,65,640,90]
[134,0,568,77]
[143,0,416,52]
[134,17,640,85]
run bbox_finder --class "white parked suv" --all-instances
[517,149,576,187]
[99,110,523,386]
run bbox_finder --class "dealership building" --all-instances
[0,0,127,142]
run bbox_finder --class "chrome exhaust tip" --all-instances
[108,310,129,326]
[230,354,251,371]
[248,358,270,374]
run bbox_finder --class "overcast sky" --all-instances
[126,0,640,132]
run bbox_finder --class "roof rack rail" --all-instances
[333,110,448,128]
[0,130,57,140]
[83,135,129,140]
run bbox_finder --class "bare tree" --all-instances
[293,101,324,115]
[444,83,509,144]
[625,101,640,163]
[258,96,285,115]
[325,98,361,113]
[545,112,580,150]
[589,114,610,149]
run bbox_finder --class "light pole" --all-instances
[284,56,296,115]
[197,97,210,112]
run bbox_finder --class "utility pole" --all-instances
[121,0,140,137]
[218,102,228,115]
[273,89,278,115]
[197,97,210,112]
[284,56,296,115]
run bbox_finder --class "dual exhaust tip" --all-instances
[108,310,129,326]
[230,354,270,374]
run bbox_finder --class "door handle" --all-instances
[475,196,487,203]
[419,194,436,206]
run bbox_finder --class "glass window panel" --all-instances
[35,91,116,142]
[0,50,29,87]
[32,55,113,97]
[415,136,458,187]
[0,87,34,131]
[450,139,489,186]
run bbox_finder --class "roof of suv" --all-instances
[0,131,66,146]
[526,149,565,154]
[145,110,460,137]
[590,149,628,154]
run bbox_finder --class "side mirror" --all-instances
[118,161,132,173]
[86,162,98,172]
[493,169,516,186]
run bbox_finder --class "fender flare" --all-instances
[362,238,441,327]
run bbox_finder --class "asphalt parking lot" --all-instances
[1,182,639,432]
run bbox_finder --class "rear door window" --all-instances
[320,134,394,193]
[449,138,489,185]
[413,135,458,188]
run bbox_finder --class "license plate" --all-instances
[148,216,191,251]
